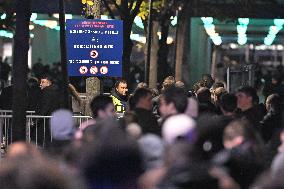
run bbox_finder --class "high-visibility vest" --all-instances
[111,95,126,113]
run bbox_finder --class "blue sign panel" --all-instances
[66,19,123,77]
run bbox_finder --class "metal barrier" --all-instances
[226,64,255,92]
[0,114,92,150]
[0,110,36,116]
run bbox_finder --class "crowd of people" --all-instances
[1,72,284,189]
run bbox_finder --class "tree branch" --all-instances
[128,0,135,11]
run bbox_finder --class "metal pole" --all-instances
[84,0,102,116]
[227,67,230,92]
[145,0,153,84]
[59,0,70,109]
[174,8,180,80]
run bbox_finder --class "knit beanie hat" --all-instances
[50,109,75,140]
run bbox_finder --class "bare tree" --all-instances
[103,0,143,81]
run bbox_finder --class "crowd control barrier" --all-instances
[0,113,92,156]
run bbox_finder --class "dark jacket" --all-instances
[213,142,264,189]
[46,140,71,159]
[0,62,11,81]
[238,104,266,129]
[32,85,61,147]
[198,101,218,115]
[157,161,218,189]
[27,86,41,111]
[260,110,283,142]
[0,85,12,109]
[196,115,234,159]
[36,85,61,116]
[134,107,161,136]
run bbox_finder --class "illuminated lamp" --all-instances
[264,37,273,46]
[230,43,238,49]
[277,45,284,50]
[238,18,250,25]
[237,25,247,34]
[274,19,284,27]
[33,20,48,26]
[211,36,222,45]
[45,21,58,29]
[53,14,73,20]
[29,25,35,30]
[237,34,247,45]
[171,16,177,26]
[204,24,215,35]
[0,30,7,35]
[201,17,214,25]
[269,26,282,35]
[1,13,6,20]
[30,13,37,21]
[267,34,276,40]
[6,33,13,38]
[167,37,174,44]
[238,38,247,45]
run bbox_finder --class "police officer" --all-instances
[111,79,128,115]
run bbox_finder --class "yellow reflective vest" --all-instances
[111,95,126,113]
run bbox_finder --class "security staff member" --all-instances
[111,79,128,114]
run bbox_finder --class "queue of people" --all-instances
[1,73,284,189]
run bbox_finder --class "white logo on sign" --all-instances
[90,66,98,74]
[90,50,99,59]
[100,66,108,75]
[79,66,88,74]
